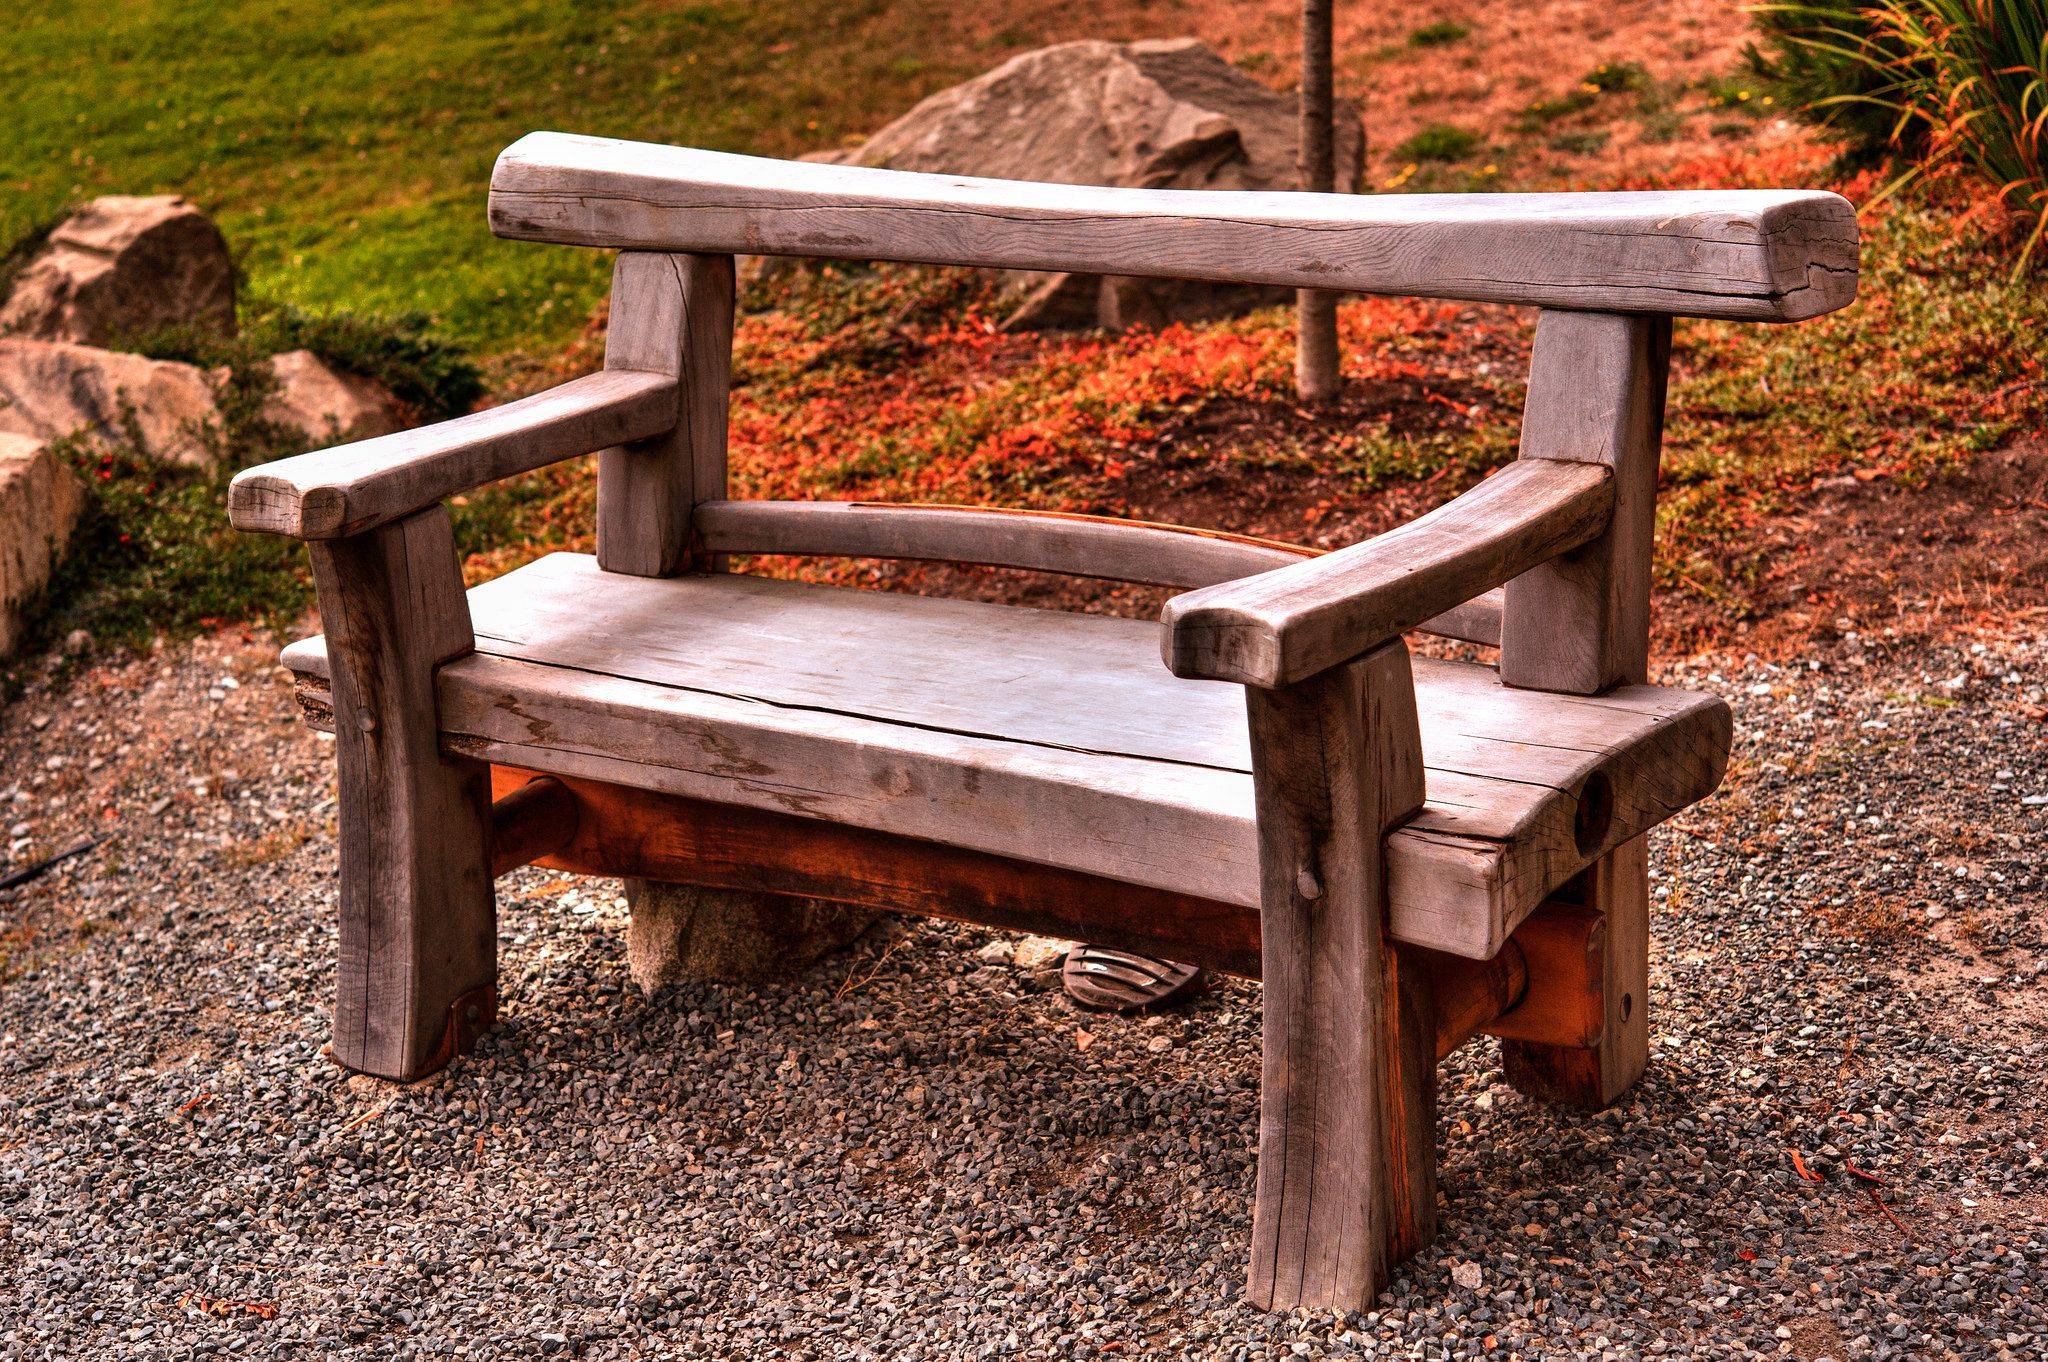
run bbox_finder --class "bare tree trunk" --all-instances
[1296,0,1341,403]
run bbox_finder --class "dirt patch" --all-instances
[1677,441,2048,659]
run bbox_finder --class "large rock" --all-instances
[820,38,1364,329]
[0,433,85,657]
[0,195,236,346]
[261,349,404,443]
[625,879,879,992]
[0,339,219,466]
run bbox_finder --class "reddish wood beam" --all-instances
[486,766,1605,1056]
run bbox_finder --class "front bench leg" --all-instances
[307,506,497,1081]
[1244,639,1432,1312]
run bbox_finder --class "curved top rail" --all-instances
[489,132,1858,321]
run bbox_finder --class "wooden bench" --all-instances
[228,132,1858,1313]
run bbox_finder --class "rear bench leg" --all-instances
[1502,837,1648,1108]
[1244,640,1434,1312]
[307,506,496,1081]
[1497,310,1664,1111]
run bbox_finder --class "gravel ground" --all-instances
[0,620,2042,1360]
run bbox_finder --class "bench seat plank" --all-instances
[282,553,1729,958]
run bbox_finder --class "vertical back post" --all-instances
[597,251,736,576]
[1501,309,1671,695]
[1499,308,1671,1110]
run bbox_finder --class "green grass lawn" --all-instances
[0,1,1010,356]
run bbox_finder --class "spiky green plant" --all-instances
[1751,0,2048,267]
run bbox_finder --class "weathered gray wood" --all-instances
[227,370,678,539]
[1498,310,1667,1110]
[1163,459,1613,688]
[1501,311,1672,695]
[279,555,1730,957]
[598,252,735,576]
[305,506,496,1081]
[489,134,1859,321]
[697,498,1310,587]
[1245,641,1430,1310]
[1424,586,1502,648]
[696,499,1502,644]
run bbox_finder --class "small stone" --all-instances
[1010,935,1073,971]
[1452,1262,1484,1291]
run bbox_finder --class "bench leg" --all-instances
[1502,836,1648,1109]
[308,508,497,1082]
[1244,642,1432,1313]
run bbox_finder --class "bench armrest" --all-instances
[227,369,678,539]
[1161,460,1612,688]
[490,132,1858,321]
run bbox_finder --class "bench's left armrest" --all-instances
[227,369,677,540]
[1161,459,1613,688]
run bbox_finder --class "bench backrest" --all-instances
[486,132,1859,693]
[490,133,1858,321]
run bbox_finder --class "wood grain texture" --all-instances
[483,763,1578,1055]
[487,774,579,878]
[1498,310,1666,1110]
[280,555,1731,958]
[698,499,1502,643]
[489,767,1262,972]
[1163,458,1612,688]
[489,134,1859,321]
[699,498,1311,587]
[227,370,677,539]
[1479,902,1607,1051]
[598,252,734,576]
[305,507,495,1081]
[484,766,1576,1058]
[1503,836,1651,1109]
[1501,311,1672,695]
[1244,641,1429,1312]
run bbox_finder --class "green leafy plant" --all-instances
[24,404,314,655]
[1584,60,1652,93]
[1550,129,1612,154]
[1750,0,2048,266]
[1746,0,1929,152]
[1396,123,1484,162]
[244,305,485,421]
[1407,21,1471,47]
[1700,75,1780,117]
[128,305,483,423]
[15,299,483,655]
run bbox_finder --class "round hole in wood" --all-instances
[1621,992,1634,1022]
[1573,771,1614,856]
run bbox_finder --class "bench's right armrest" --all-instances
[227,369,677,539]
[1162,459,1613,688]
